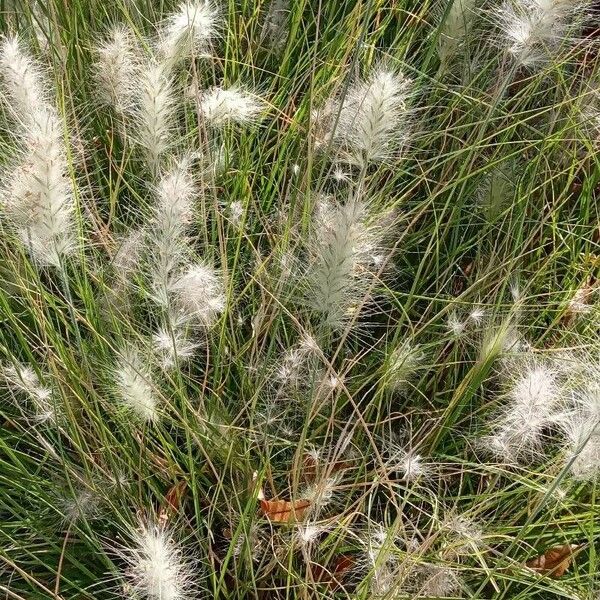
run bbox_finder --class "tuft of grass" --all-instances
[0,0,599,599]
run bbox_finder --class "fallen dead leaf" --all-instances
[303,453,354,482]
[525,544,578,578]
[313,554,355,589]
[260,498,310,523]
[158,480,187,526]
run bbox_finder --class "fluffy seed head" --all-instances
[296,523,326,547]
[509,362,559,410]
[494,0,592,67]
[486,360,562,461]
[168,262,226,328]
[95,25,140,113]
[330,65,411,165]
[150,158,198,306]
[134,61,175,169]
[114,347,158,422]
[469,306,486,325]
[158,0,219,68]
[0,35,49,123]
[442,514,485,558]
[446,311,466,337]
[395,451,428,482]
[61,489,98,525]
[0,36,76,266]
[300,476,339,517]
[2,362,55,422]
[153,324,200,369]
[118,520,196,600]
[273,335,320,390]
[4,113,76,266]
[307,197,385,328]
[417,565,462,598]
[561,416,600,480]
[198,87,265,126]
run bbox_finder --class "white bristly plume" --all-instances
[198,87,265,126]
[168,262,226,328]
[0,35,76,266]
[144,158,223,354]
[486,360,562,461]
[0,35,48,122]
[150,157,198,306]
[157,0,219,68]
[95,25,140,114]
[561,416,600,480]
[386,448,429,482]
[134,60,176,169]
[273,333,321,390]
[329,65,412,165]
[153,323,200,369]
[118,520,197,600]
[307,196,385,328]
[417,565,462,597]
[2,362,55,422]
[494,0,593,67]
[559,381,600,480]
[114,347,159,422]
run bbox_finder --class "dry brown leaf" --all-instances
[313,554,355,589]
[260,498,310,523]
[158,480,187,526]
[525,544,578,578]
[303,453,354,482]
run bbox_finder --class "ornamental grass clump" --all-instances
[1,0,600,598]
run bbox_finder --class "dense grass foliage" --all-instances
[0,0,599,598]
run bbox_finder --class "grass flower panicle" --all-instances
[117,520,197,600]
[198,86,265,126]
[149,157,198,306]
[168,262,226,328]
[134,60,176,169]
[114,347,159,422]
[307,196,386,328]
[0,35,50,123]
[158,0,219,68]
[3,363,55,422]
[95,26,140,113]
[329,65,412,165]
[494,0,593,67]
[486,360,563,461]
[0,36,76,266]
